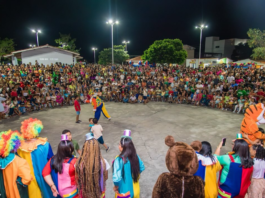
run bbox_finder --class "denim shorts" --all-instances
[76,111,80,115]
[97,136,104,144]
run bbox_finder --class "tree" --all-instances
[141,38,187,65]
[0,38,15,58]
[247,28,265,60]
[231,43,252,61]
[55,33,80,53]
[98,45,129,65]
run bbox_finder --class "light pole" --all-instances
[122,40,130,51]
[29,44,36,48]
[31,29,41,46]
[92,47,98,64]
[106,19,119,65]
[195,24,208,64]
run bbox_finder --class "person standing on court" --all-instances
[91,91,111,121]
[74,95,81,123]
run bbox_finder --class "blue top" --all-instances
[89,124,94,132]
[0,153,15,169]
[113,155,145,197]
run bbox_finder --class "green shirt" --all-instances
[215,154,241,184]
[237,89,246,98]
[71,139,80,156]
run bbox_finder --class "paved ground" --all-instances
[0,102,259,198]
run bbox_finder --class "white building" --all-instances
[183,45,195,59]
[4,44,82,65]
[186,58,233,68]
[205,37,248,58]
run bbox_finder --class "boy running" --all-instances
[91,118,110,152]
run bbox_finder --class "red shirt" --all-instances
[10,91,18,98]
[42,158,77,186]
[34,78,40,83]
[257,91,265,101]
[37,83,44,89]
[207,94,213,100]
[74,100,80,111]
[169,90,174,96]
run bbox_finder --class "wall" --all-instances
[22,47,74,65]
[183,45,195,59]
[213,40,225,55]
[205,37,219,53]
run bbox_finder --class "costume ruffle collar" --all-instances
[0,153,15,169]
[19,137,47,152]
[197,153,217,166]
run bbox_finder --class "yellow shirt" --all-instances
[204,161,222,198]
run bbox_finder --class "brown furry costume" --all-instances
[152,136,205,198]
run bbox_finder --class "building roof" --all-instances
[126,56,143,62]
[3,44,81,58]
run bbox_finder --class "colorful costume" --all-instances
[17,118,54,198]
[240,103,265,145]
[91,95,111,120]
[42,157,78,198]
[0,130,32,198]
[113,130,145,198]
[194,153,222,198]
[42,134,78,198]
[216,154,253,198]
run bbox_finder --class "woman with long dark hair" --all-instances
[42,135,78,198]
[215,138,253,198]
[112,131,145,198]
[195,141,222,198]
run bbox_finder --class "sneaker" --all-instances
[78,120,82,122]
[108,118,111,121]
[76,121,80,123]
[106,147,109,152]
[106,147,110,152]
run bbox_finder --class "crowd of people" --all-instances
[1,116,265,198]
[1,61,265,120]
[1,62,265,198]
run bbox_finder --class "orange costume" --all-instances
[0,130,32,198]
[240,103,265,145]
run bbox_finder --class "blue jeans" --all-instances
[19,106,25,113]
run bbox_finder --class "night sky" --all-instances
[1,0,265,62]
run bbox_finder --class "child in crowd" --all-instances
[247,145,265,197]
[62,129,81,156]
[233,95,245,114]
[74,95,81,123]
[88,118,94,133]
[91,118,110,152]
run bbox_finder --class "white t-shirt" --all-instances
[227,76,235,83]
[196,84,203,92]
[130,96,136,101]
[103,158,110,170]
[252,159,265,179]
[91,124,103,139]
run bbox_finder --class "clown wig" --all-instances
[0,130,23,158]
[21,118,43,140]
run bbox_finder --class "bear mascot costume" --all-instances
[152,136,204,198]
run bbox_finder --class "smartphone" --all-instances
[222,138,227,146]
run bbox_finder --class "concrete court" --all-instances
[0,102,260,198]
